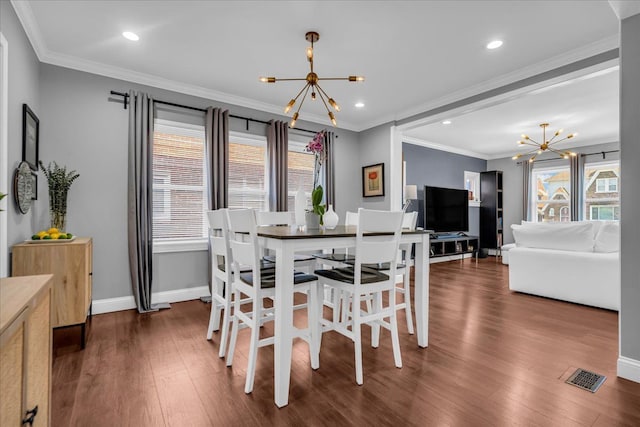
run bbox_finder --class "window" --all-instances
[584,161,620,221]
[595,177,618,193]
[153,120,208,242]
[287,140,315,211]
[228,133,268,210]
[531,166,570,222]
[590,205,620,221]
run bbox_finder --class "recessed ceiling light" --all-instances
[122,31,139,41]
[486,40,503,50]
[355,102,365,108]
[442,120,452,125]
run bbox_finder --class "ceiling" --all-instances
[12,0,621,155]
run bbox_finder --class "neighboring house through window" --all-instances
[584,161,620,221]
[531,166,570,222]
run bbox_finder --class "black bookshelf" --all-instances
[480,170,503,252]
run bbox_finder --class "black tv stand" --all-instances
[429,234,479,262]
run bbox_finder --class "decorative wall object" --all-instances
[22,104,39,171]
[362,163,384,197]
[13,161,34,214]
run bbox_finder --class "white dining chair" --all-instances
[314,208,404,385]
[225,208,321,394]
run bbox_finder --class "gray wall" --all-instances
[619,12,640,369]
[358,123,393,210]
[36,63,360,300]
[403,143,486,236]
[1,1,42,269]
[488,141,620,244]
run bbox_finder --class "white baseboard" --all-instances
[618,356,640,383]
[92,285,210,315]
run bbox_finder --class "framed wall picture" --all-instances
[362,163,385,197]
[22,104,39,171]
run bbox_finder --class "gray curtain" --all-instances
[521,160,531,221]
[323,131,336,208]
[267,120,289,211]
[127,91,167,313]
[570,154,584,221]
[205,107,229,210]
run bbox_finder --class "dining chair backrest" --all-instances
[206,209,232,270]
[226,209,262,278]
[402,211,418,231]
[345,211,359,226]
[256,211,294,226]
[355,208,404,266]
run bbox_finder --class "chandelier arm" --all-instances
[519,141,540,147]
[315,84,335,107]
[315,84,333,115]
[548,136,570,146]
[526,137,540,145]
[294,84,312,116]
[291,82,312,104]
[270,78,309,82]
[547,146,571,158]
[318,77,354,81]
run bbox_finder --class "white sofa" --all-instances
[508,221,620,310]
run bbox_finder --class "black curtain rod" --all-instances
[517,149,620,165]
[109,90,323,135]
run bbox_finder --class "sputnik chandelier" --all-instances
[512,122,578,163]
[259,31,364,128]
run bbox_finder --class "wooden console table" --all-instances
[12,237,93,348]
[0,274,53,427]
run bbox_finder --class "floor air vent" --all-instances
[565,368,606,393]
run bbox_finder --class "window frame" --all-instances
[227,131,269,211]
[152,119,209,253]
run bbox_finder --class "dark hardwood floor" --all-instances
[51,259,640,426]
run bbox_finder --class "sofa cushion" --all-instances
[512,222,595,252]
[594,222,620,253]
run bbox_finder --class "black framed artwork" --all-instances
[362,163,385,197]
[22,104,39,171]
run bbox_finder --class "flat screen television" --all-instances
[424,186,469,233]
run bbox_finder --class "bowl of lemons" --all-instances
[29,228,75,242]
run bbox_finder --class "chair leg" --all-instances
[308,286,320,370]
[244,297,261,394]
[352,293,364,385]
[218,286,233,358]
[226,290,241,367]
[403,272,414,335]
[371,292,381,348]
[389,289,403,369]
[207,278,223,340]
[333,289,342,326]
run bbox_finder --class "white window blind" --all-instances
[287,140,315,211]
[152,120,208,241]
[228,133,268,210]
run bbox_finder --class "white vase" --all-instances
[294,186,306,227]
[323,204,339,229]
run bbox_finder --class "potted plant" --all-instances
[39,161,79,231]
[305,131,326,228]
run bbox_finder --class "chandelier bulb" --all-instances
[284,99,296,114]
[328,111,337,127]
[328,98,341,112]
[512,155,520,160]
[311,92,316,100]
[570,152,577,157]
[517,140,524,145]
[348,76,365,82]
[306,47,313,61]
[290,112,299,128]
[260,76,276,83]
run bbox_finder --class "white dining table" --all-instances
[257,225,430,408]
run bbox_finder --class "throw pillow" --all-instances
[594,222,620,253]
[512,222,595,252]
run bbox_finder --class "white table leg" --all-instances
[274,241,295,407]
[414,235,429,348]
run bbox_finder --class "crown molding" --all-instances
[361,35,619,132]
[10,1,358,132]
[402,136,489,160]
[10,0,46,60]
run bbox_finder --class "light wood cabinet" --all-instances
[0,274,53,427]
[12,238,93,346]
